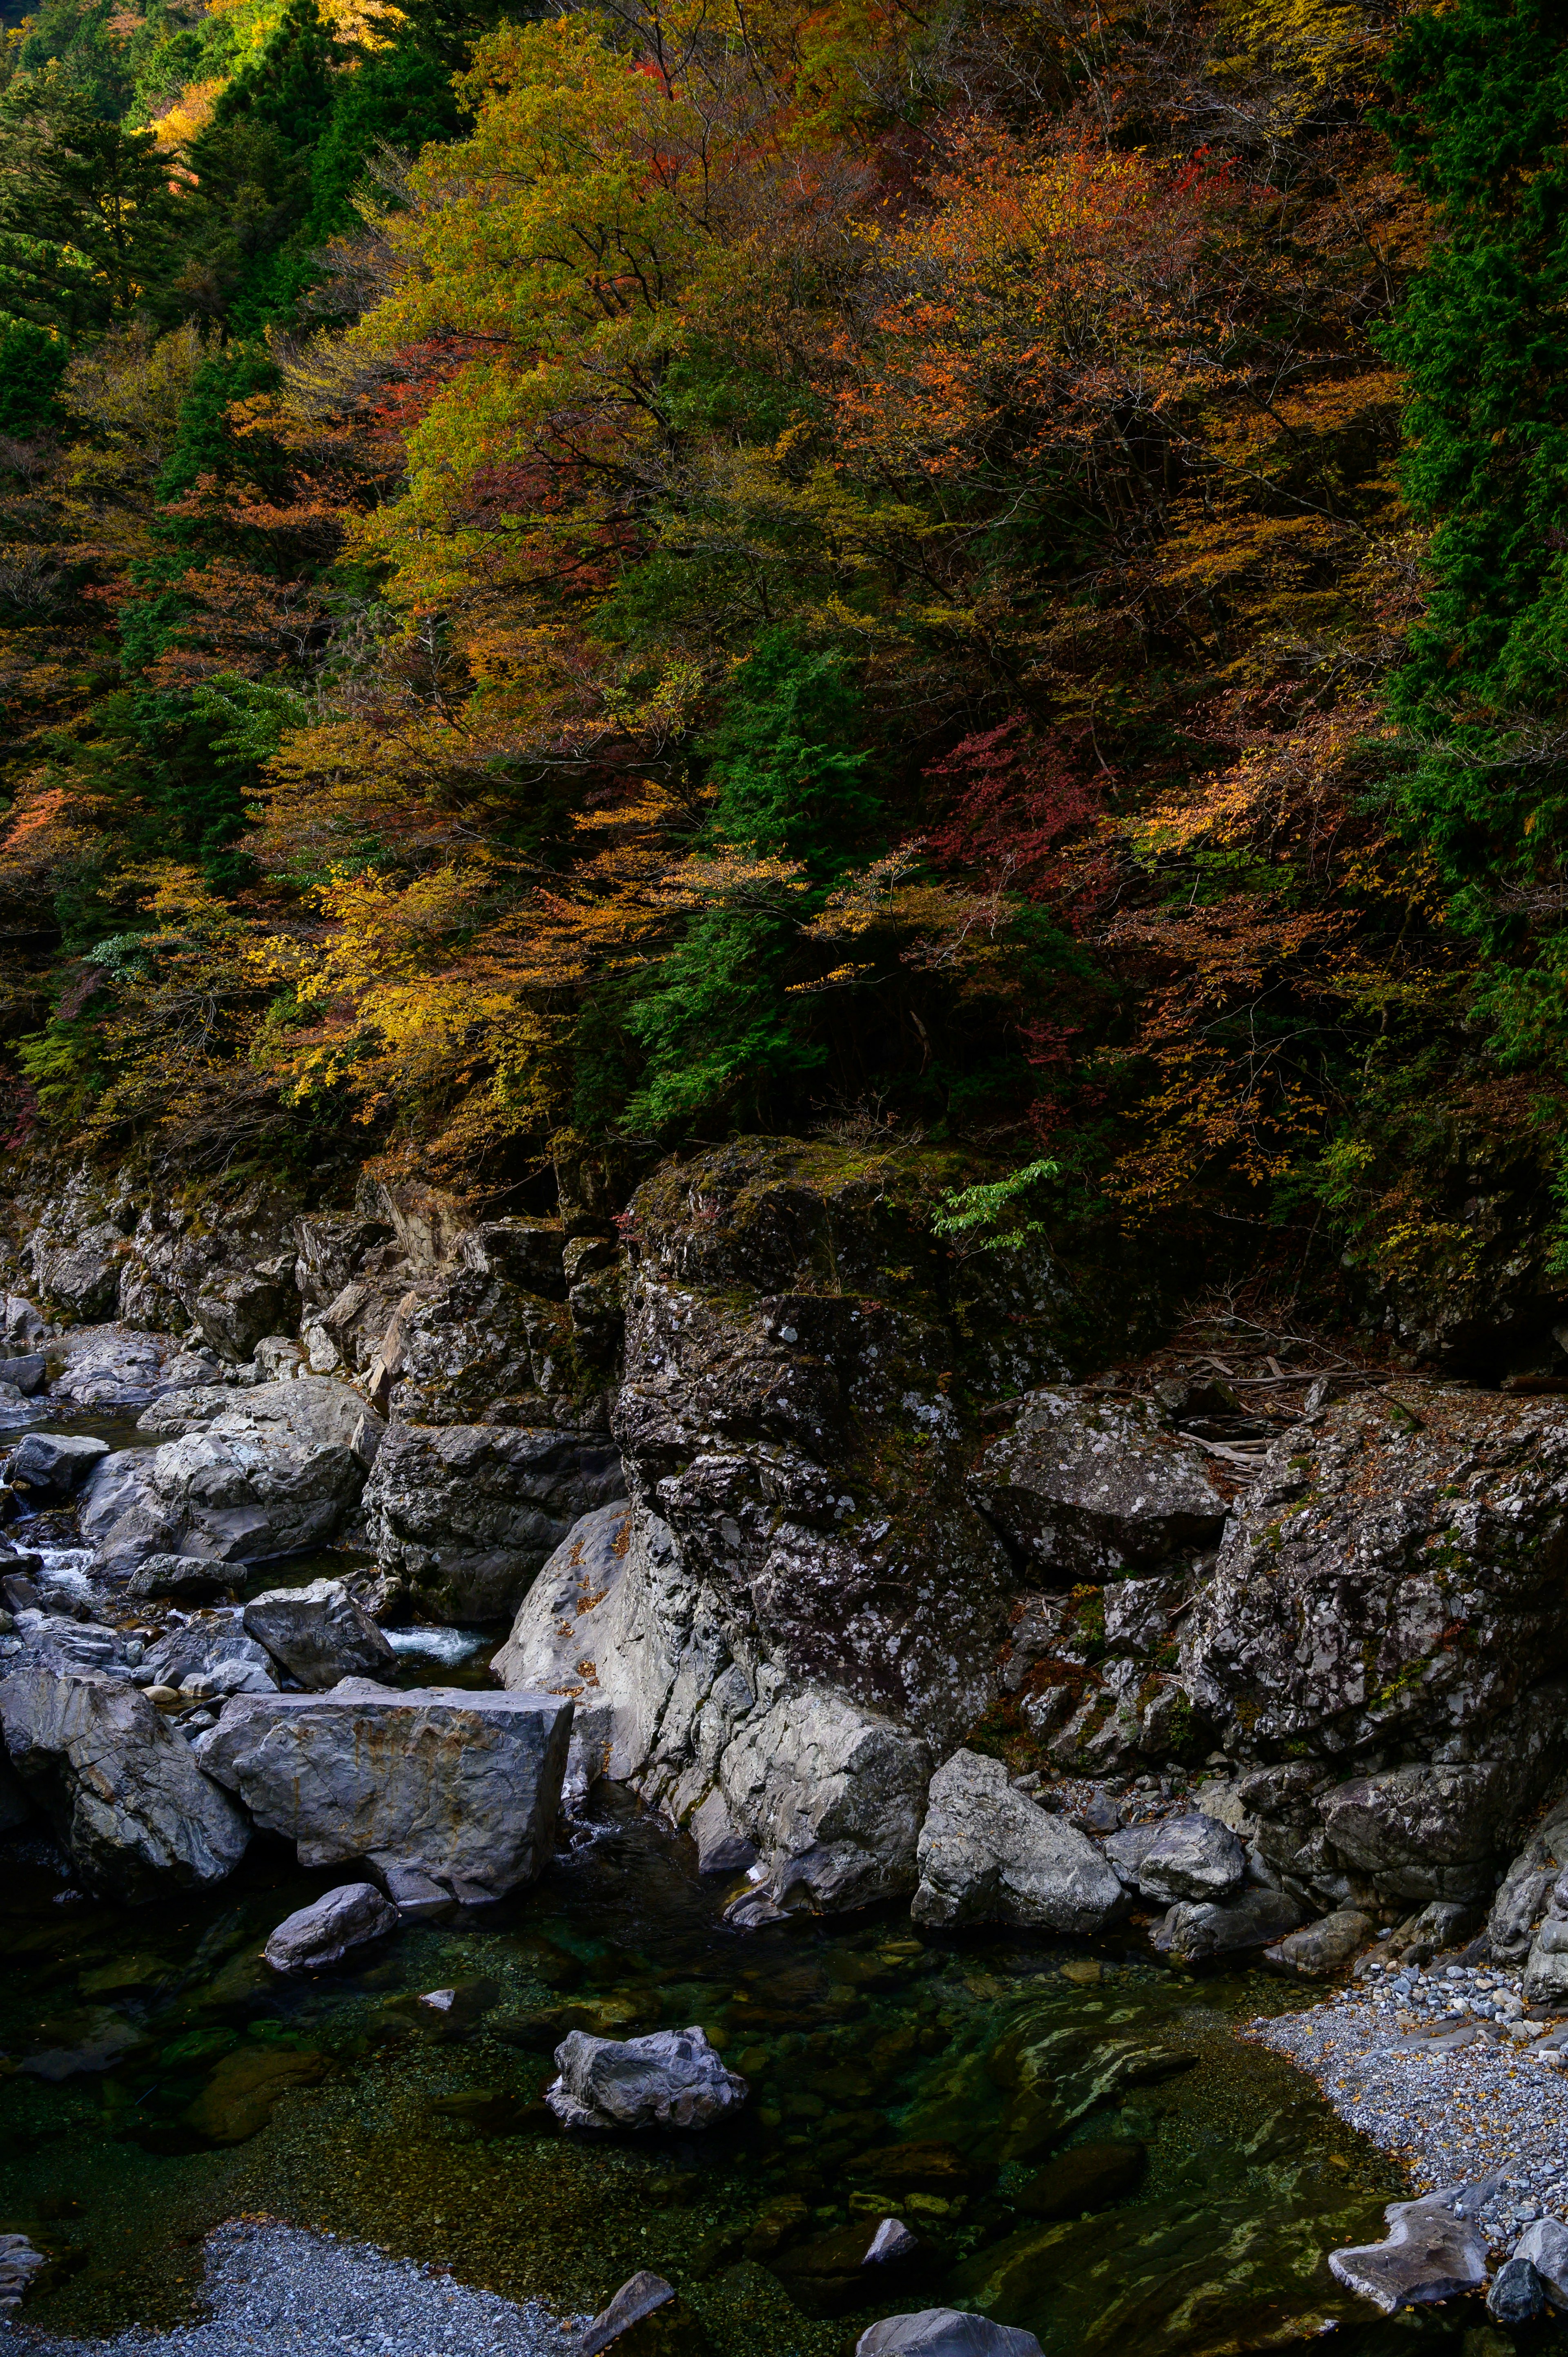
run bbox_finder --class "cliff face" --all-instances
[8,1133,1568,1944]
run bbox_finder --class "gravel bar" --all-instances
[13,2221,587,2357]
[1250,1958,1568,2253]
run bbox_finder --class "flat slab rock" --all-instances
[195,1679,572,1904]
[1328,2192,1488,2313]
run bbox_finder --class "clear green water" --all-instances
[2,1791,1547,2357]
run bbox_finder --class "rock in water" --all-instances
[5,1430,111,1498]
[0,2234,46,2314]
[243,1578,397,1690]
[911,1748,1127,1933]
[1152,1886,1305,1963]
[142,1618,278,1698]
[1103,1811,1245,1904]
[194,1679,570,1903]
[1489,2255,1546,2323]
[864,2220,919,2264]
[856,2313,1045,2357]
[577,2269,704,2356]
[968,1389,1228,1581]
[125,1554,231,1599]
[0,1665,250,1902]
[1014,2141,1146,2219]
[1327,2191,1488,2312]
[1261,1908,1375,1979]
[546,2025,747,2130]
[265,1882,399,1972]
[1515,2217,1568,2307]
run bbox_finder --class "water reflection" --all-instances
[2,1789,1539,2356]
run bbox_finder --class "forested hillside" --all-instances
[0,0,1564,1307]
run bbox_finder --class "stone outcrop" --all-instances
[546,2025,747,2130]
[1103,1811,1246,1905]
[194,1678,572,1903]
[1177,1385,1568,1913]
[538,1139,1087,1909]
[1489,1790,1568,1960]
[970,1389,1228,1581]
[0,1664,251,1900]
[363,1421,626,1621]
[80,1378,383,1574]
[1327,2190,1488,2313]
[910,1748,1128,1932]
[243,1578,398,1689]
[1523,1873,1568,2006]
[264,1882,399,1973]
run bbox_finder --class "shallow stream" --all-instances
[2,1390,1558,2353]
[2,1789,1550,2357]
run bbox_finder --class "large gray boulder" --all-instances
[1524,1872,1568,2005]
[80,1378,383,1574]
[1316,1759,1542,1907]
[243,1578,397,1690]
[1490,1789,1568,1960]
[969,1389,1228,1581]
[0,1664,250,1901]
[194,1679,572,1904]
[498,1503,934,1911]
[1104,1811,1245,1905]
[5,1430,110,1498]
[142,1616,278,1699]
[264,1882,399,1973]
[911,1748,1128,1932]
[1152,1885,1305,1963]
[16,1615,136,1678]
[363,1420,626,1621]
[50,1327,168,1407]
[546,2025,747,2130]
[1262,1908,1375,1979]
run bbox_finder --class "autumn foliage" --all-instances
[0,0,1558,1290]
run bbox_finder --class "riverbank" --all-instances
[15,2222,581,2357]
[1251,1965,1568,2258]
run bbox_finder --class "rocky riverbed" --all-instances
[13,1139,1568,2348]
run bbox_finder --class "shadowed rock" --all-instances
[912,1748,1127,1933]
[194,1678,571,1903]
[265,1882,399,1972]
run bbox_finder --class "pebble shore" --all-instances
[15,2222,584,2357]
[1251,1958,1568,2253]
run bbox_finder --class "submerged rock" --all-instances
[1013,2141,1146,2219]
[243,1578,397,1690]
[911,1749,1127,1933]
[856,2314,1044,2357]
[183,2045,327,2143]
[1327,2190,1488,2312]
[264,1882,399,1973]
[194,1678,571,1903]
[547,2025,747,2131]
[0,1664,250,1901]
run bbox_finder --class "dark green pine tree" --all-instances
[626,633,882,1128]
[1381,0,1568,956]
[0,78,184,341]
